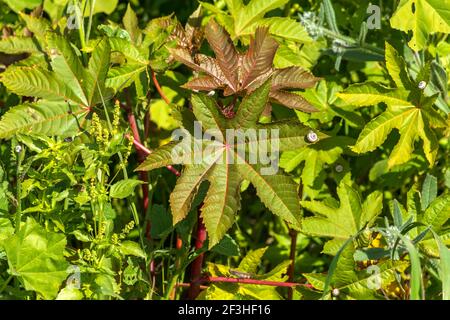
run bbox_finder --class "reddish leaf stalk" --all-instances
[151,69,171,105]
[187,214,207,299]
[121,99,151,228]
[121,98,156,281]
[199,277,314,288]
[127,136,181,177]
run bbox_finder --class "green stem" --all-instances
[75,0,86,51]
[96,83,149,278]
[85,0,96,45]
[320,27,385,56]
[14,149,22,233]
[0,275,13,294]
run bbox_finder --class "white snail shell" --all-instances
[332,288,340,297]
[306,131,319,143]
[418,81,427,90]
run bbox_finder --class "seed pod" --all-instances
[306,131,319,143]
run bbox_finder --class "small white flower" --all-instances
[306,131,319,143]
[418,81,427,90]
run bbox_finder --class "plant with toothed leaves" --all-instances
[170,19,321,114]
[137,79,325,248]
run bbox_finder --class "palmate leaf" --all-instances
[301,181,383,255]
[337,43,447,168]
[3,217,69,300]
[0,32,114,139]
[174,19,320,113]
[391,0,450,50]
[137,80,322,247]
[280,136,354,194]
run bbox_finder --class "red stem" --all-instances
[127,136,181,177]
[121,97,156,281]
[201,277,314,288]
[151,69,171,105]
[187,213,207,299]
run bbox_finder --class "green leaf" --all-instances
[84,0,119,16]
[238,247,267,273]
[170,164,215,224]
[109,179,144,199]
[312,241,409,300]
[86,38,111,106]
[431,231,450,300]
[119,241,146,258]
[3,0,41,13]
[0,100,88,139]
[337,83,411,108]
[391,0,450,50]
[421,174,437,210]
[235,0,289,36]
[106,64,147,92]
[123,4,141,44]
[338,80,440,167]
[201,164,241,248]
[47,33,89,106]
[0,218,14,244]
[139,86,314,245]
[0,37,40,54]
[3,217,69,299]
[385,42,413,89]
[420,194,450,231]
[302,181,382,254]
[0,66,87,106]
[149,204,173,239]
[397,233,423,300]
[259,17,311,43]
[211,234,240,257]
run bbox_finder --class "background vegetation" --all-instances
[0,0,448,300]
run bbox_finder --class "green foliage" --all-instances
[2,217,68,299]
[338,43,447,168]
[0,0,448,301]
[137,80,324,248]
